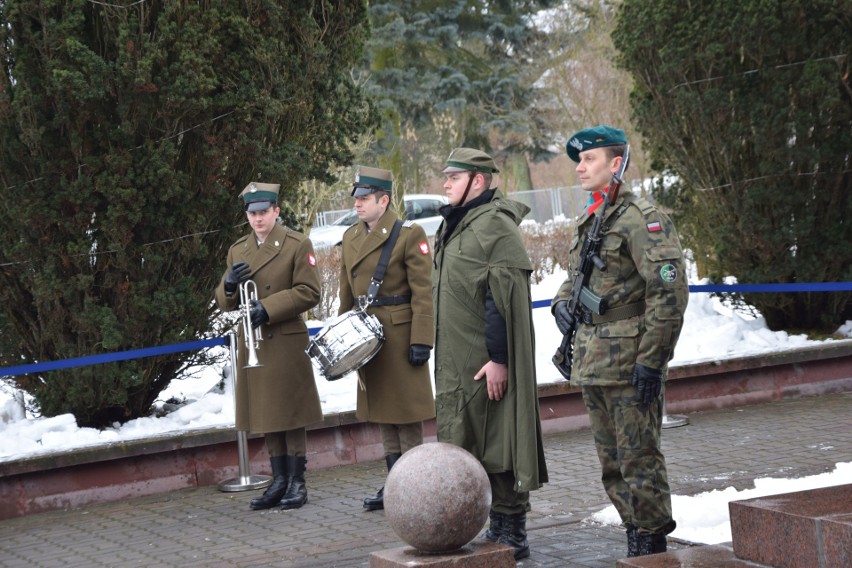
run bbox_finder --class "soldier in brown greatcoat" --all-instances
[215,182,322,511]
[337,166,435,511]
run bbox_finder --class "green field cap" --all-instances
[442,148,499,174]
[240,182,279,211]
[352,166,393,197]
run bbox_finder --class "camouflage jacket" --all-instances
[554,192,688,385]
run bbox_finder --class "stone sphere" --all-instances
[384,442,491,552]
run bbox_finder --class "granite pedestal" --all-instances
[369,541,515,568]
[617,482,852,567]
[729,483,851,567]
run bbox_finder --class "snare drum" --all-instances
[306,310,385,381]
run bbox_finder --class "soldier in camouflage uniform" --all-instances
[551,126,688,557]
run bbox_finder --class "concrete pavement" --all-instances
[1,391,850,567]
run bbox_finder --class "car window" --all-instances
[405,201,422,219]
[415,199,442,219]
[406,199,443,220]
[333,210,359,226]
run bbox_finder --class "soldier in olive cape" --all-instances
[337,166,435,511]
[552,126,689,557]
[432,148,548,561]
[215,182,323,511]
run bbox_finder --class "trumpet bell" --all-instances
[239,279,263,369]
[244,348,263,369]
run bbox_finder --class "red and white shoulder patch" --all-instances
[646,221,662,233]
[307,252,317,266]
[419,241,430,255]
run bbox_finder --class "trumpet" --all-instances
[239,279,263,368]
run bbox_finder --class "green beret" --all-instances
[565,125,627,162]
[352,165,393,197]
[442,147,499,174]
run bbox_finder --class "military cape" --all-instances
[432,190,548,493]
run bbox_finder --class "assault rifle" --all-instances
[552,145,630,380]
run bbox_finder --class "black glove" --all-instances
[554,300,574,335]
[249,299,269,329]
[223,262,251,296]
[408,344,432,367]
[631,363,663,405]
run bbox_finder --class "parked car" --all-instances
[309,194,448,248]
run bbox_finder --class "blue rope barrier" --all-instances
[688,282,852,293]
[532,282,852,310]
[0,337,228,377]
[3,281,849,377]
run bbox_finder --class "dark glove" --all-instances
[554,300,574,336]
[249,299,269,329]
[223,261,251,296]
[631,363,663,405]
[408,344,432,367]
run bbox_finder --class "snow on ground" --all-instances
[590,461,852,544]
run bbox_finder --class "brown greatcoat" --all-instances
[215,223,323,434]
[338,208,436,424]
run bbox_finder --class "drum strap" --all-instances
[366,220,404,304]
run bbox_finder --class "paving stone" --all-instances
[0,393,850,568]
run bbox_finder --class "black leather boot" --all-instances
[249,455,289,510]
[278,455,308,510]
[482,509,506,542]
[634,532,667,556]
[363,453,401,511]
[497,511,529,560]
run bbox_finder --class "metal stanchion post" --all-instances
[661,384,688,429]
[218,331,272,492]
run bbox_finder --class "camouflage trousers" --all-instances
[581,384,676,535]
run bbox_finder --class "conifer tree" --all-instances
[0,0,373,427]
[613,0,851,331]
[362,0,557,194]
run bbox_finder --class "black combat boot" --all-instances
[363,453,401,511]
[497,511,530,560]
[482,510,506,542]
[249,455,289,510]
[278,455,308,510]
[631,531,667,556]
[626,527,639,557]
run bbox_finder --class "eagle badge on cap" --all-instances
[249,183,258,193]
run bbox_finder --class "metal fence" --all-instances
[507,186,587,224]
[314,209,351,227]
